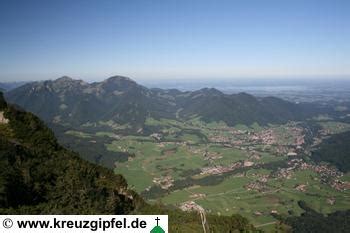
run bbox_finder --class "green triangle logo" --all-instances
[150,225,165,233]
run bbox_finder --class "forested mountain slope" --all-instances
[6,76,319,129]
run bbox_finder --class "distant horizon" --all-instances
[1,74,350,85]
[1,72,350,84]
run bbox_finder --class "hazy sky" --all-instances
[0,0,349,82]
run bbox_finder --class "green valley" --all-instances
[55,115,350,232]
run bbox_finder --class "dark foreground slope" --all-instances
[0,92,136,214]
[0,92,257,232]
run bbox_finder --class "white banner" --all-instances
[0,215,168,233]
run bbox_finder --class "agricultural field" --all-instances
[61,117,350,230]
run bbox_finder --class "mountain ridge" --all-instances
[5,75,318,129]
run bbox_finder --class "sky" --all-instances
[0,0,349,82]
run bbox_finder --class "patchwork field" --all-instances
[61,118,350,231]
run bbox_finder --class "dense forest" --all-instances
[311,131,350,172]
[0,92,136,214]
[283,201,350,233]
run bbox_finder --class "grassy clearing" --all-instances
[65,130,92,138]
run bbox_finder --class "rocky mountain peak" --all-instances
[55,76,74,83]
[99,75,140,93]
[201,87,223,95]
[104,75,136,84]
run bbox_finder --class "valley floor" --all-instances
[59,117,350,231]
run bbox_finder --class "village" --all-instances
[103,116,350,230]
[144,120,350,195]
[205,122,305,148]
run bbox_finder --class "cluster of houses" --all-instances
[294,184,307,192]
[244,181,267,192]
[200,162,242,175]
[206,124,305,149]
[153,176,174,190]
[179,201,205,213]
[274,159,349,192]
[200,160,255,176]
[330,179,350,191]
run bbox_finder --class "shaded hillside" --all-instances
[176,90,309,125]
[0,92,136,214]
[6,76,319,129]
[283,201,350,233]
[0,92,258,232]
[6,76,175,129]
[311,131,350,172]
